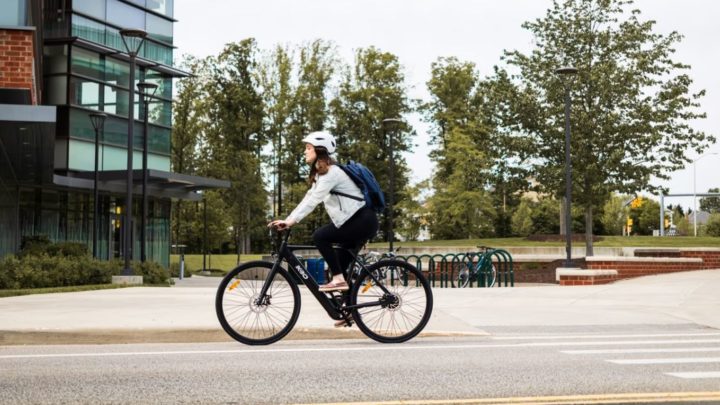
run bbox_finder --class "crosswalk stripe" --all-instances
[665,371,720,379]
[3,339,720,360]
[562,347,720,354]
[608,357,720,365]
[493,332,720,340]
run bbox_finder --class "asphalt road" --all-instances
[2,324,720,404]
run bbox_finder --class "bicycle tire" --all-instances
[350,260,433,343]
[216,261,300,345]
[451,261,472,288]
[486,264,497,287]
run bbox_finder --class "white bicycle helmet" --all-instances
[301,131,337,154]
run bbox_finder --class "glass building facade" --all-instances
[0,0,226,268]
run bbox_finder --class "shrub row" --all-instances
[0,255,172,289]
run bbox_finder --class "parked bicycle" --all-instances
[450,246,497,288]
[216,229,433,345]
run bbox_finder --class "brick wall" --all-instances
[0,29,36,105]
[586,257,704,279]
[679,250,720,270]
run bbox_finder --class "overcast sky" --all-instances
[174,0,719,211]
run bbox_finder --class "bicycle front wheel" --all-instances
[216,261,300,345]
[350,260,433,343]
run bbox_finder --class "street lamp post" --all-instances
[137,81,158,262]
[382,118,402,253]
[119,28,147,275]
[89,112,107,259]
[693,152,719,236]
[555,66,578,268]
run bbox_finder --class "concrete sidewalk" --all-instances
[1,269,719,343]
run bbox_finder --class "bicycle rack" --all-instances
[395,249,514,288]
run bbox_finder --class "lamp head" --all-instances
[137,81,159,96]
[119,28,147,56]
[88,112,107,131]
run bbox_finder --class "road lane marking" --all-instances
[493,332,720,340]
[562,347,720,354]
[3,339,720,359]
[293,391,720,404]
[608,357,720,365]
[665,371,720,379]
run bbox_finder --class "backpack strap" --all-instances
[330,190,364,202]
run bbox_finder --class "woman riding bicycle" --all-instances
[268,131,379,293]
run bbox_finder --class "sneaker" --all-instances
[318,280,349,292]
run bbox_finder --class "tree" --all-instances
[258,44,295,219]
[396,180,430,241]
[702,213,720,237]
[503,0,715,254]
[203,39,268,255]
[512,199,534,236]
[423,58,532,238]
[601,194,630,235]
[699,188,720,214]
[330,47,414,242]
[629,197,659,235]
[171,55,207,251]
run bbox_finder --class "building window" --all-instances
[0,0,26,26]
[107,0,146,31]
[71,14,106,45]
[73,0,106,21]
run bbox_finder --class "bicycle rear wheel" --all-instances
[350,260,433,343]
[451,262,471,288]
[216,261,300,345]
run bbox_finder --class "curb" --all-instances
[0,328,488,346]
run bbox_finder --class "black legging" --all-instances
[312,207,379,277]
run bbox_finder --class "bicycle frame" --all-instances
[257,230,392,321]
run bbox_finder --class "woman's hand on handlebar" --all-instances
[268,219,296,230]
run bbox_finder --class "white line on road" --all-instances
[665,371,720,379]
[492,332,720,340]
[608,357,720,365]
[562,347,720,355]
[3,339,720,360]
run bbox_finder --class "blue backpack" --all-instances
[331,161,386,213]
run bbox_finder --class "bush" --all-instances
[169,262,192,278]
[0,254,113,289]
[0,254,171,289]
[19,236,90,258]
[703,213,720,237]
[130,261,173,285]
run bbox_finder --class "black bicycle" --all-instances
[215,229,433,345]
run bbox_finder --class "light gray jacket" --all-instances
[286,165,365,228]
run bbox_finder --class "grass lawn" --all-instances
[368,236,720,248]
[0,284,131,298]
[170,236,717,271]
[170,254,263,272]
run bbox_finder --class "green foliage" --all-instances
[396,180,430,241]
[169,262,193,278]
[511,200,534,236]
[0,255,115,289]
[530,197,561,235]
[500,0,714,250]
[699,188,720,214]
[131,261,172,285]
[1,237,171,288]
[330,46,414,242]
[601,194,630,235]
[422,58,530,239]
[630,198,660,235]
[702,213,720,237]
